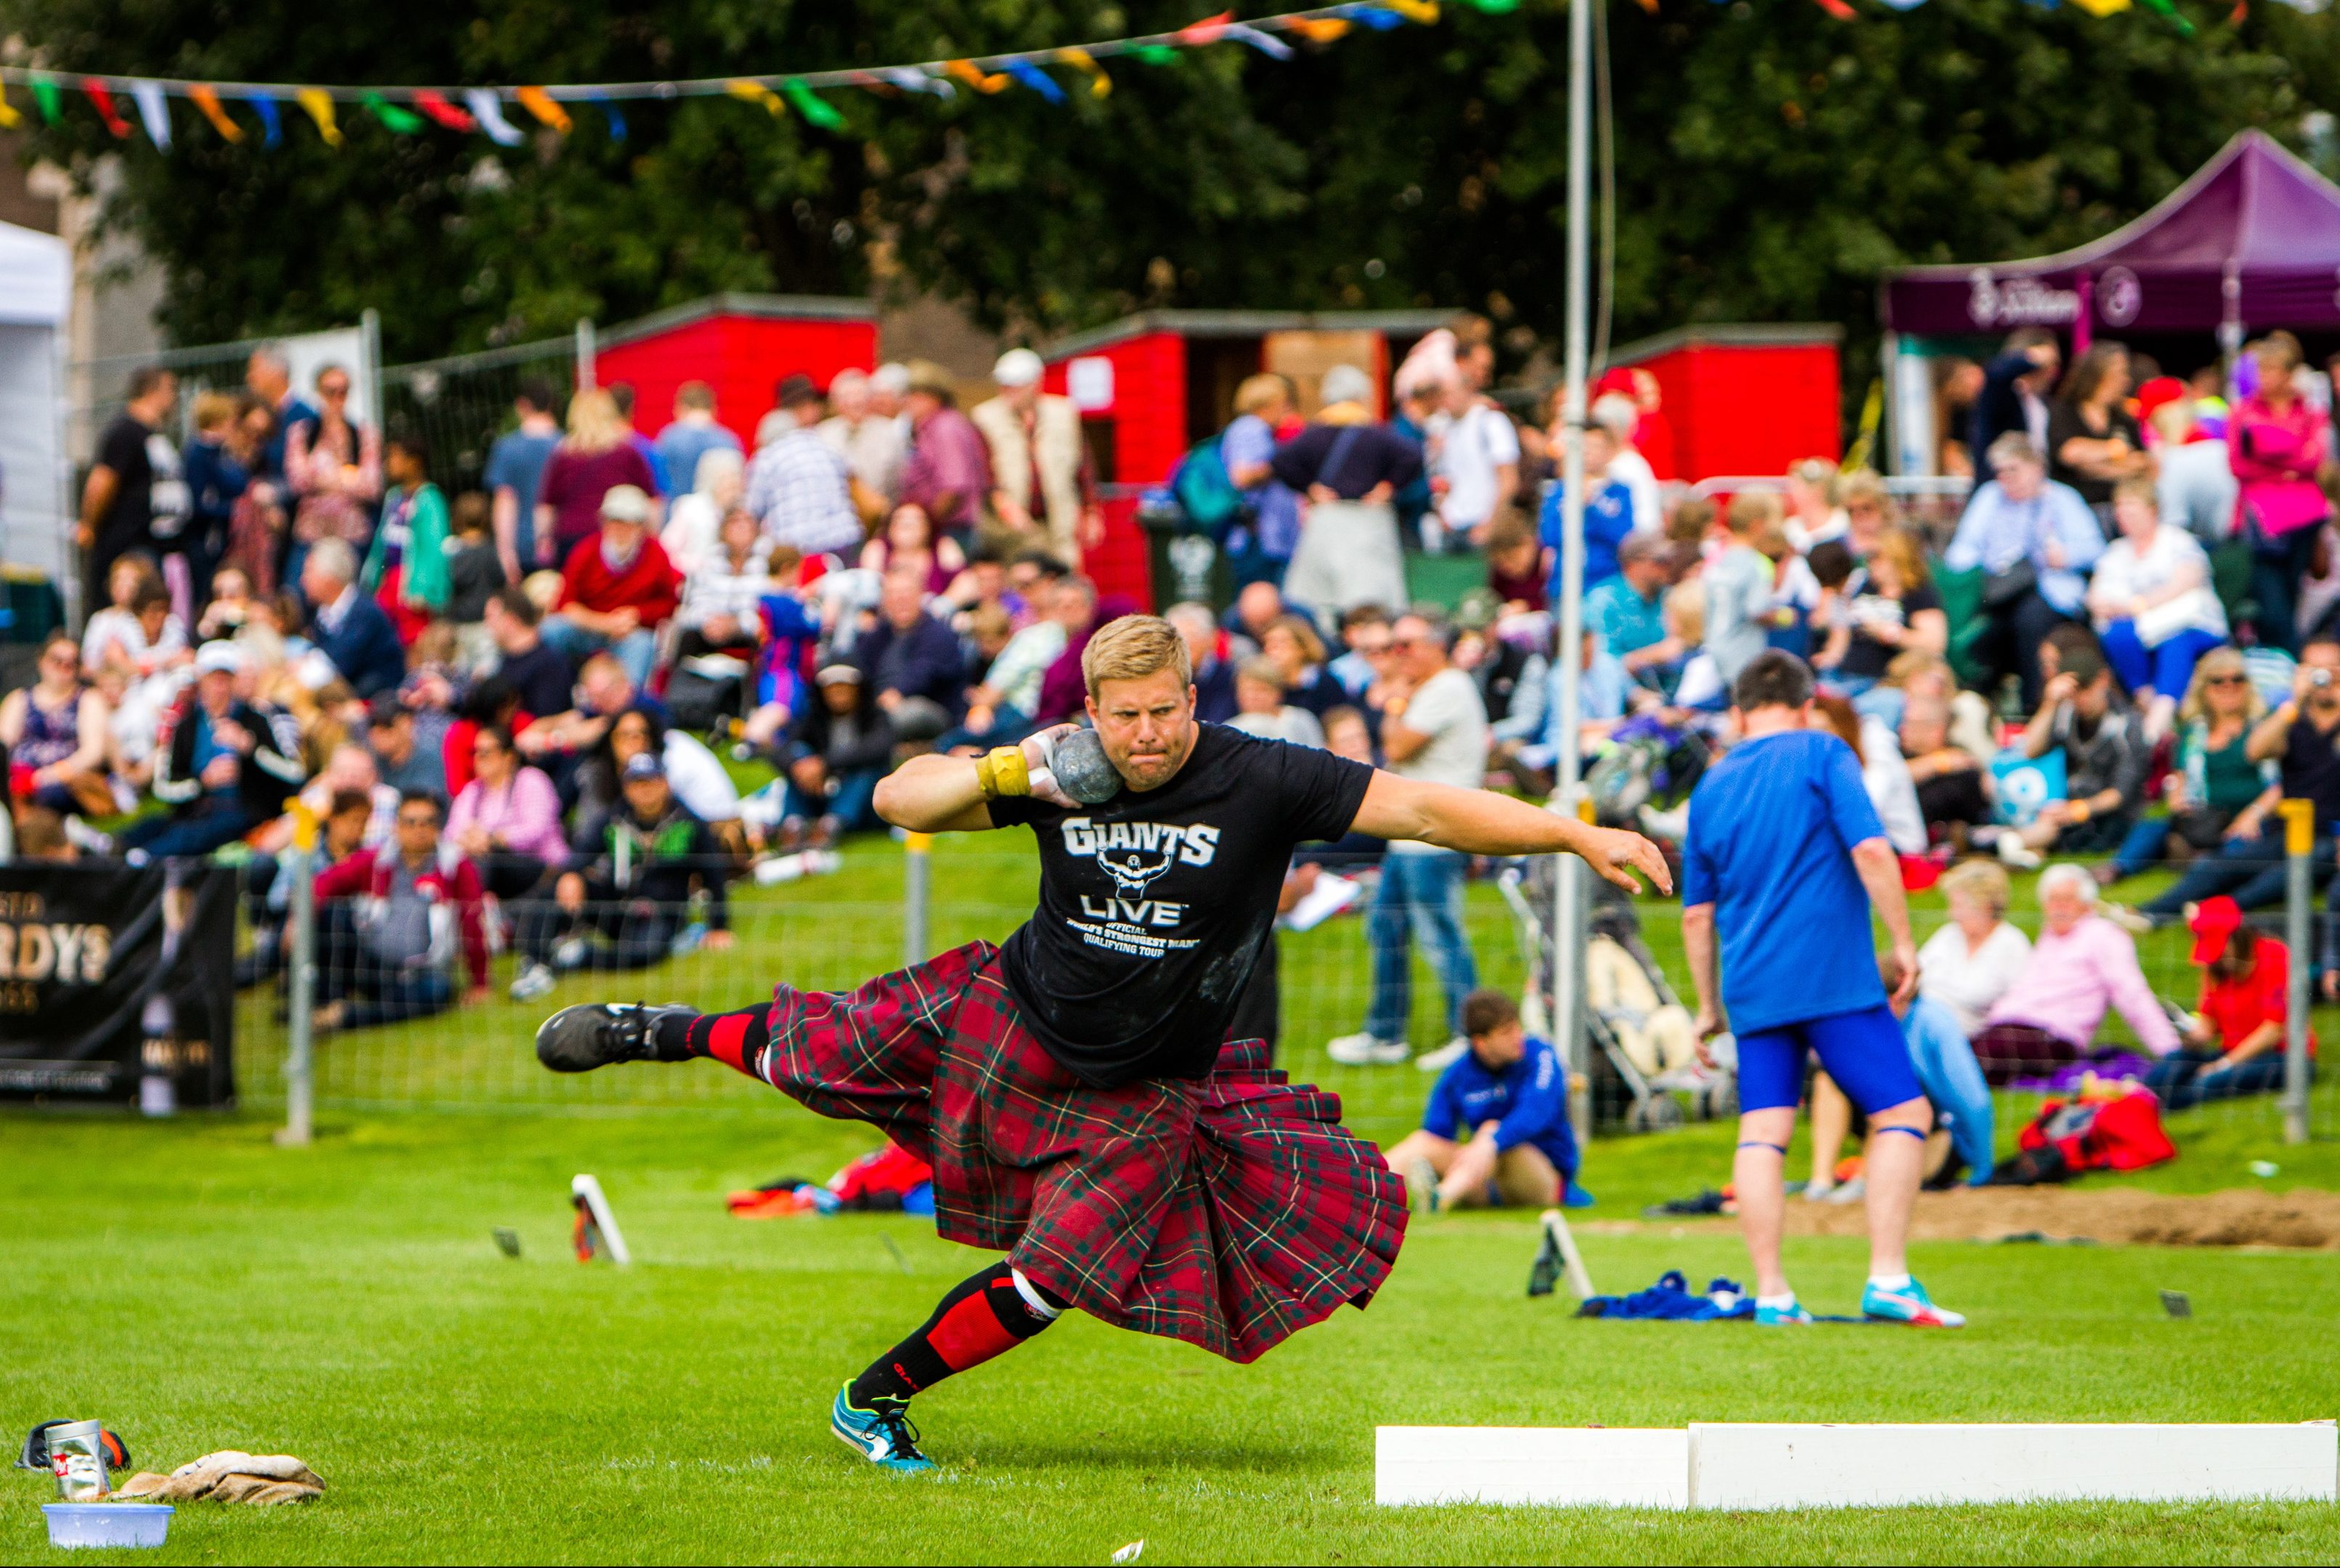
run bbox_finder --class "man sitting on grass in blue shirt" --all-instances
[1383,989,1583,1214]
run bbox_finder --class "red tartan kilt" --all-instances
[746,941,1408,1363]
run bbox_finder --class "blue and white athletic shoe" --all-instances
[1862,1277,1966,1328]
[830,1383,936,1473]
[1753,1298,1814,1326]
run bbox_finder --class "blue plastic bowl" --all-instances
[41,1503,174,1550]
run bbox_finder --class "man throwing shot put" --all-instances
[534,614,1670,1471]
[1681,650,1964,1328]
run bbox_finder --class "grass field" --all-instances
[9,835,2340,1564]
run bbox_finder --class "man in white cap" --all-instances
[816,368,906,518]
[1271,365,1422,630]
[543,484,683,690]
[122,640,308,861]
[972,347,1101,567]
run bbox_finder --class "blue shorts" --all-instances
[1735,1004,1926,1116]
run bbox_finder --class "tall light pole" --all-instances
[1551,0,1596,1141]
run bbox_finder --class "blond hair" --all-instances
[1937,857,2011,919]
[1663,579,1706,645]
[2179,645,2263,728]
[1082,614,1192,696]
[1726,491,1782,536]
[1234,373,1293,417]
[1868,526,1931,592]
[563,388,627,454]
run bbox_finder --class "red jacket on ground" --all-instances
[313,845,491,991]
[558,536,681,629]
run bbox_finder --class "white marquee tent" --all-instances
[0,219,72,614]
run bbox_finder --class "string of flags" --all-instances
[0,0,2269,148]
[0,1,1504,150]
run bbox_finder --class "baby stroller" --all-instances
[1497,858,1735,1132]
[1583,714,1713,830]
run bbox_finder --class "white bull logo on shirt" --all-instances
[1059,816,1223,901]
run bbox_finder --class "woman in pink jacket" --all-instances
[2229,330,2331,653]
[1970,862,2180,1085]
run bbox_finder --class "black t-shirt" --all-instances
[990,724,1374,1087]
[497,640,576,720]
[2045,401,2144,509]
[92,413,156,552]
[1839,576,1944,681]
[2283,714,2340,833]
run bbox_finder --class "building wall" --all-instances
[596,315,878,454]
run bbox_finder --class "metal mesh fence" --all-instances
[377,330,583,502]
[221,839,2329,1152]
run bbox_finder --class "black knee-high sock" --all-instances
[656,1006,769,1067]
[847,1261,1065,1410]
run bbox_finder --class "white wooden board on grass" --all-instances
[1684,1422,2339,1510]
[1375,1426,1689,1508]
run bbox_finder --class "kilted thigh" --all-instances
[746,941,1408,1363]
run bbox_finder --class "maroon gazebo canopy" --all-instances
[1883,130,2340,345]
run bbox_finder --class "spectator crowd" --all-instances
[9,316,2329,1133]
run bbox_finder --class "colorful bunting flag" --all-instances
[83,80,130,138]
[1003,59,1068,101]
[1133,45,1185,63]
[881,68,955,97]
[364,93,425,133]
[295,88,341,144]
[1226,23,1296,56]
[189,84,242,140]
[0,83,17,129]
[783,81,847,128]
[1177,11,1236,44]
[465,89,525,146]
[590,92,627,140]
[1378,0,1441,23]
[1056,47,1114,96]
[945,60,1012,93]
[248,92,282,147]
[1289,17,1353,40]
[1347,7,1410,30]
[129,80,170,147]
[2138,0,2197,31]
[1459,0,1522,11]
[1809,0,1858,17]
[726,79,786,115]
[30,77,60,125]
[2068,0,2133,12]
[412,91,476,131]
[516,86,571,133]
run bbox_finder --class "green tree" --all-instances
[0,0,2318,392]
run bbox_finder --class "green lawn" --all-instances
[8,835,2340,1563]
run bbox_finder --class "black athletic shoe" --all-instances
[534,1003,698,1074]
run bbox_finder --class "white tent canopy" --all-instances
[0,219,73,613]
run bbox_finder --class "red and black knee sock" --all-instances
[847,1261,1066,1411]
[656,1006,770,1069]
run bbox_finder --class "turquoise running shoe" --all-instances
[830,1383,936,1473]
[1753,1298,1814,1326]
[1862,1277,1966,1328]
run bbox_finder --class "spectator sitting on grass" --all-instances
[483,587,574,724]
[578,703,742,848]
[1166,600,1240,724]
[542,485,680,692]
[1228,658,1326,748]
[780,664,895,850]
[1587,534,1680,679]
[2084,475,2228,743]
[857,564,966,744]
[1915,859,2031,1039]
[311,790,489,1033]
[123,641,307,862]
[2119,636,2340,928]
[2142,897,2312,1109]
[940,574,1091,754]
[2099,648,2275,888]
[672,507,773,663]
[1380,989,1582,1213]
[446,722,566,906]
[366,693,447,804]
[1994,639,2149,871]
[301,538,406,700]
[1971,862,2179,1085]
[1326,605,1394,698]
[508,752,732,1001]
[515,652,661,807]
[1483,508,1546,616]
[1900,693,1994,843]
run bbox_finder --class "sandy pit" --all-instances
[1626,1186,2340,1249]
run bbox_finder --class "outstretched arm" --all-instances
[1350,772,1672,895]
[873,724,1086,833]
[873,754,1000,834]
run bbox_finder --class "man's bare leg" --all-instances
[1862,1096,1933,1279]
[1734,1106,1798,1301]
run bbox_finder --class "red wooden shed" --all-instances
[1040,309,1455,608]
[1605,323,1843,482]
[592,293,878,457]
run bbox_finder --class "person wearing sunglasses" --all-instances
[310,790,489,1032]
[2098,649,2272,889]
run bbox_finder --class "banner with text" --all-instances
[0,862,237,1107]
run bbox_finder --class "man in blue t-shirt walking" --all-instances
[1383,989,1580,1212]
[1681,651,1964,1328]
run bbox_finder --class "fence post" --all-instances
[1554,793,1594,1147]
[574,317,598,392]
[2280,797,2315,1146]
[359,308,384,438]
[276,801,318,1148]
[904,832,932,968]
